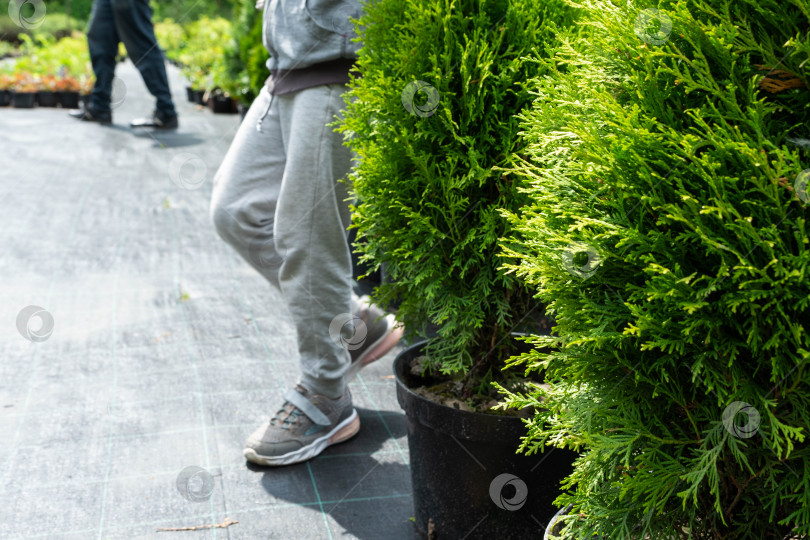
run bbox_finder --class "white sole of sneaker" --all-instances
[346,314,404,381]
[243,408,360,466]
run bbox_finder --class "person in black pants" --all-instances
[70,0,178,129]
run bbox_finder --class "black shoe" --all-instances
[69,107,112,124]
[130,110,178,130]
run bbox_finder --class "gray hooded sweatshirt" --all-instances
[261,0,363,94]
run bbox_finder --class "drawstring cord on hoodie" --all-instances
[256,92,274,133]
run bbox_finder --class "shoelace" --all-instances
[282,410,304,430]
[271,404,304,430]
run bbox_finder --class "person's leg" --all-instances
[274,84,355,400]
[211,86,358,467]
[86,0,118,116]
[111,0,176,119]
[215,85,354,396]
[211,88,286,286]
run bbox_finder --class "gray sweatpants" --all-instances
[210,84,354,399]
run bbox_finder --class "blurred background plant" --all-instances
[178,16,232,91]
[1,0,269,108]
[153,18,186,65]
[6,33,92,92]
[216,0,268,105]
[0,39,17,58]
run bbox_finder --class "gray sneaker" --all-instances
[346,296,404,381]
[243,384,359,466]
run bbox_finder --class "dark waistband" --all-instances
[265,58,357,95]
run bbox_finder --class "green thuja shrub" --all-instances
[500,0,810,538]
[339,0,576,397]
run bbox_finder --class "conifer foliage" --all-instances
[339,0,575,391]
[501,0,809,538]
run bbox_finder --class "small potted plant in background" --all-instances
[54,74,81,108]
[179,17,233,106]
[500,0,810,538]
[8,35,40,107]
[0,72,13,107]
[36,74,58,106]
[339,0,578,537]
[209,44,240,114]
[11,73,38,108]
[206,88,238,114]
[181,67,207,104]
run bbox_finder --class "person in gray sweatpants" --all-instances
[209,0,402,467]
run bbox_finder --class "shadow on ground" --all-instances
[249,408,419,540]
[131,129,207,148]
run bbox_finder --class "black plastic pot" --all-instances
[0,90,10,107]
[36,91,58,107]
[185,86,205,103]
[12,91,36,108]
[208,93,237,114]
[395,341,578,539]
[192,88,206,105]
[544,504,573,539]
[59,91,80,109]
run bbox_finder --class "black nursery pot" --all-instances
[544,504,573,540]
[185,86,205,104]
[12,91,36,108]
[0,90,10,106]
[36,90,57,107]
[58,91,80,109]
[208,94,237,114]
[395,341,578,540]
